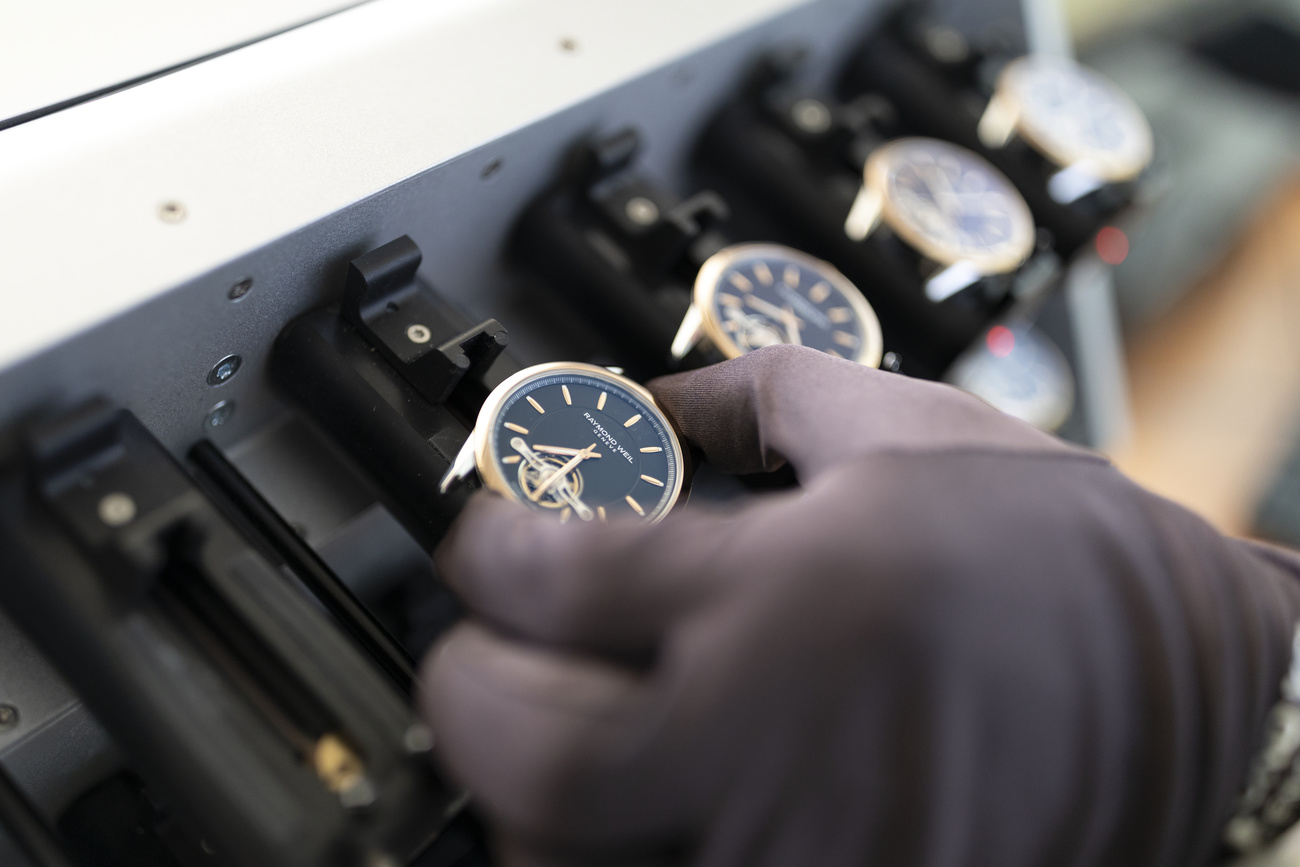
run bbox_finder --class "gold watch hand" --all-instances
[745,295,802,345]
[529,443,599,502]
[744,294,788,320]
[532,445,604,458]
[510,439,594,519]
[781,305,802,346]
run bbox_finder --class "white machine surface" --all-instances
[0,0,807,375]
[1,0,366,127]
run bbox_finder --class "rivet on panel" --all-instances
[158,201,187,223]
[229,278,254,300]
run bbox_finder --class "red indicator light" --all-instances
[1095,226,1130,266]
[986,325,1015,358]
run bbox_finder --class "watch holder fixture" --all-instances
[274,235,512,553]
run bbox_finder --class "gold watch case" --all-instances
[448,362,687,525]
[845,138,1037,277]
[978,54,1154,184]
[671,243,884,367]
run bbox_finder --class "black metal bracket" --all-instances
[0,400,456,867]
[581,129,731,271]
[510,128,735,376]
[341,236,508,405]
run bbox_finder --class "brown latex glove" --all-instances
[421,344,1300,867]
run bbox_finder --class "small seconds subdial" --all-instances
[694,244,883,366]
[472,364,685,524]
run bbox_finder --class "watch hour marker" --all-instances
[560,507,572,523]
[809,282,831,304]
[502,455,522,464]
[827,307,853,324]
[623,414,642,428]
[832,331,858,348]
[562,385,572,405]
[783,266,800,288]
[641,474,665,487]
[597,506,607,522]
[827,349,844,359]
[718,292,743,308]
[625,495,645,517]
[753,261,774,285]
[727,272,754,292]
[526,396,545,414]
[640,446,663,453]
[505,422,530,435]
[597,392,607,411]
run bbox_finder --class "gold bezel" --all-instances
[692,243,884,367]
[996,55,1153,183]
[865,138,1036,276]
[471,362,687,524]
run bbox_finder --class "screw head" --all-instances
[158,201,187,223]
[340,778,378,810]
[924,25,970,64]
[205,401,235,430]
[791,98,833,135]
[229,278,253,300]
[98,493,137,527]
[403,724,434,754]
[625,196,660,226]
[407,324,432,344]
[0,705,18,731]
[207,354,242,386]
[881,352,902,372]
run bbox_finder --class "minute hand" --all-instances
[745,295,802,345]
[533,445,603,458]
[510,438,594,520]
[530,443,599,502]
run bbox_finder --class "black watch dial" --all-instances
[477,364,685,524]
[695,244,883,365]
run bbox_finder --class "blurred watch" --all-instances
[844,138,1037,301]
[671,243,883,366]
[944,322,1074,432]
[977,54,1154,203]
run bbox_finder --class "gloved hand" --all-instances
[421,344,1300,867]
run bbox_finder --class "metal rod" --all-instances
[188,440,417,696]
[0,763,77,867]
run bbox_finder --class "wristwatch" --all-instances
[670,243,883,366]
[944,322,1074,432]
[440,362,686,524]
[843,138,1037,301]
[977,54,1154,203]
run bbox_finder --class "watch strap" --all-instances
[1223,624,1300,855]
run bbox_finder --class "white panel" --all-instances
[0,0,365,124]
[0,0,805,373]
